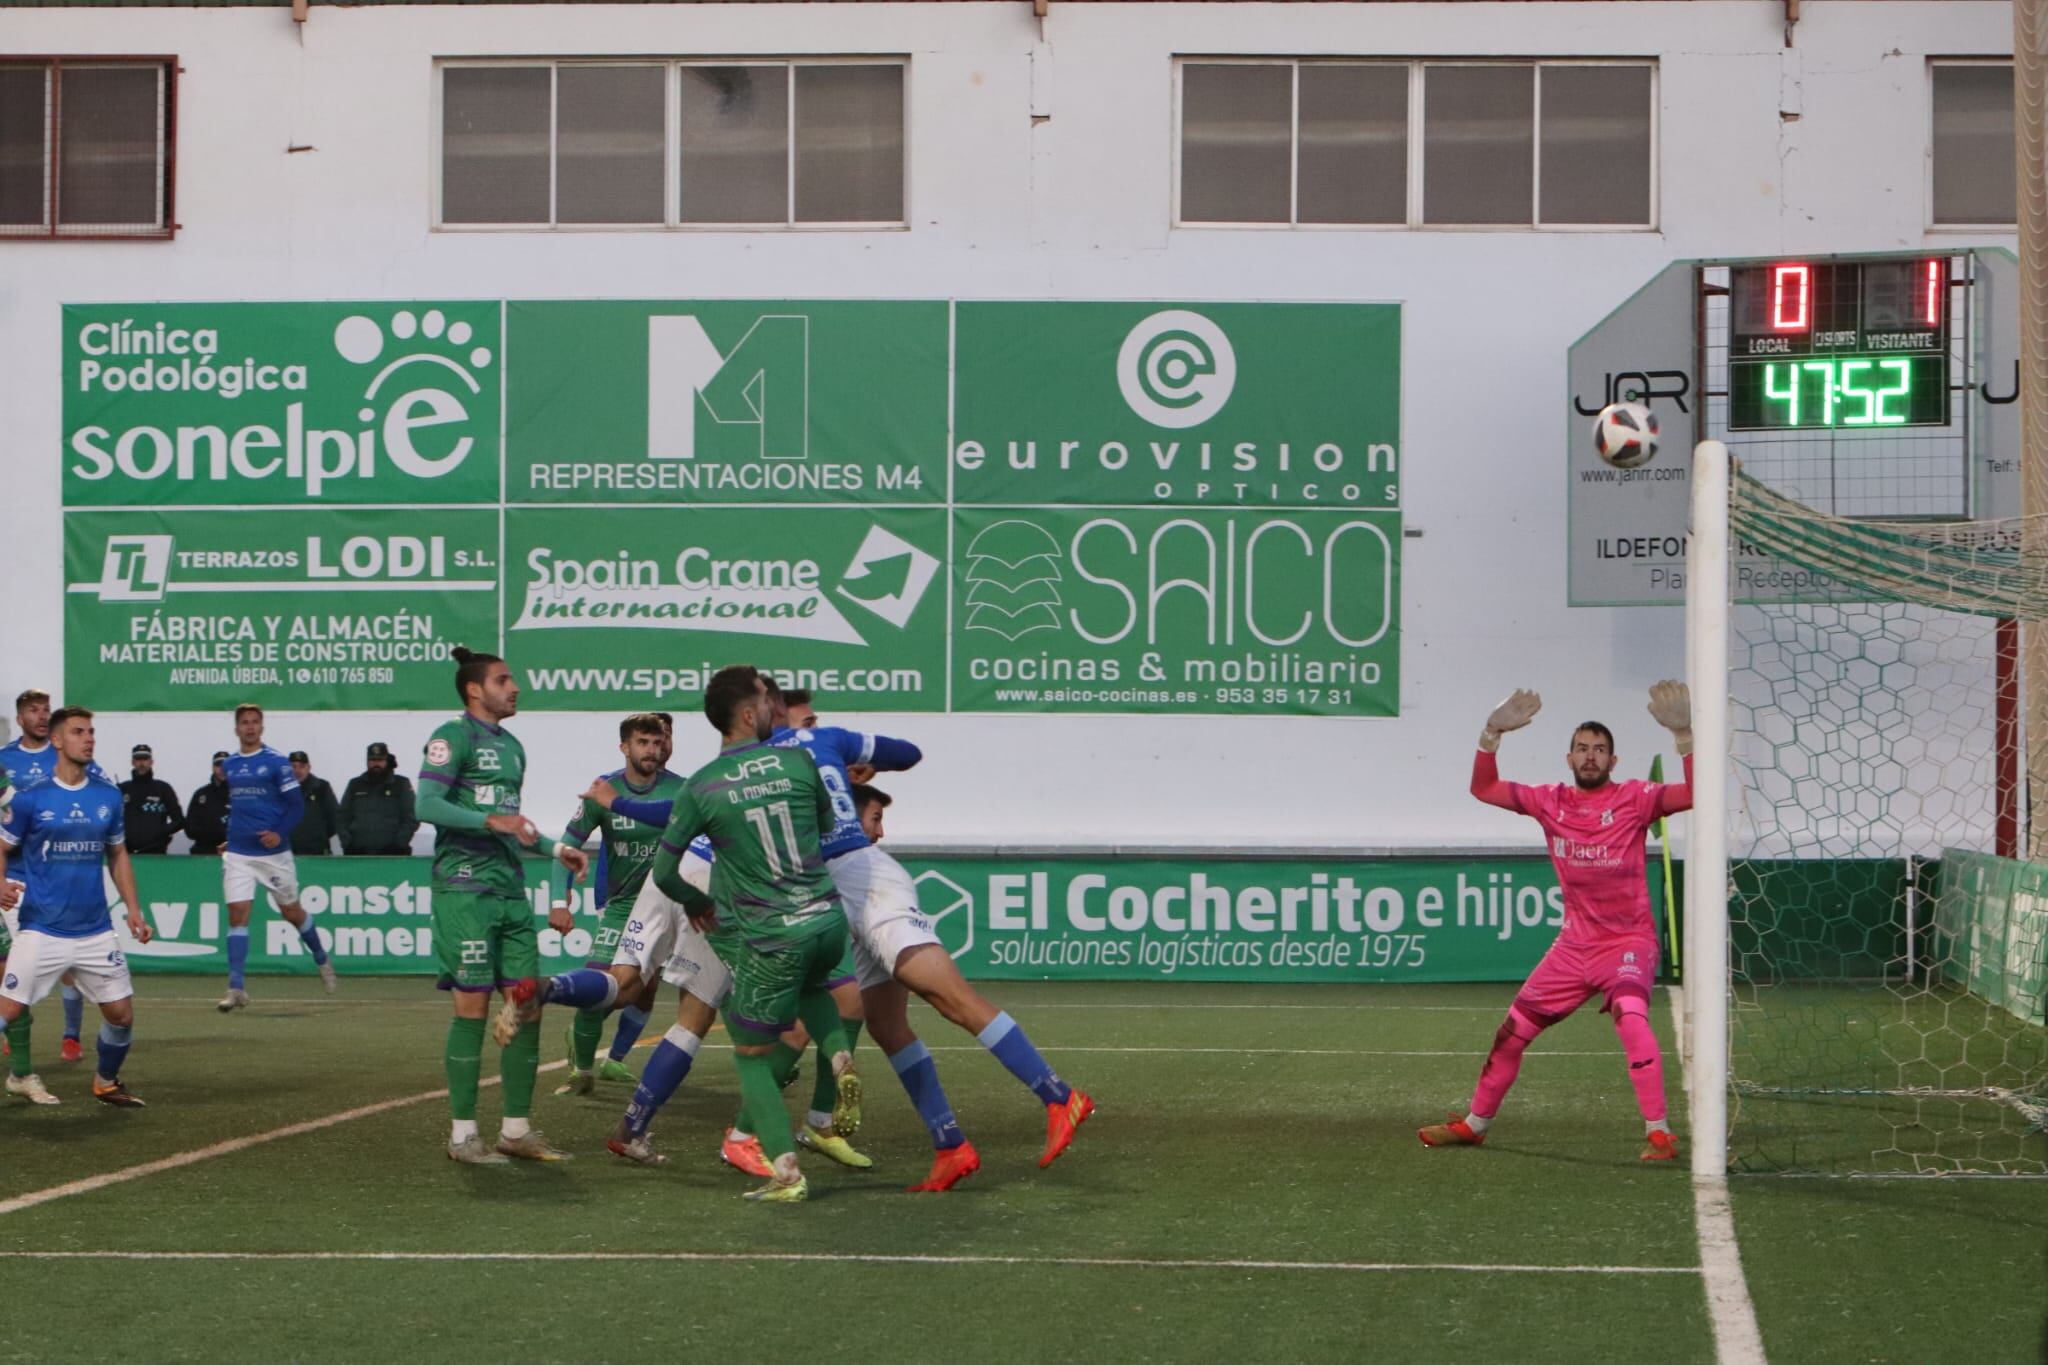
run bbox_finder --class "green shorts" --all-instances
[589,898,634,966]
[827,938,856,988]
[433,890,537,992]
[713,916,850,1041]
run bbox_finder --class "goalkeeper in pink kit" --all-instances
[1419,681,1693,1161]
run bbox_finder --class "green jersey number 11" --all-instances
[744,801,804,876]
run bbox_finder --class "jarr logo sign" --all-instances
[64,303,502,506]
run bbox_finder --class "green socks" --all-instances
[810,1017,862,1116]
[445,1016,484,1121]
[6,1011,32,1079]
[733,1049,795,1160]
[571,1008,604,1072]
[501,1017,540,1119]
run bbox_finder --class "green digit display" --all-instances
[1874,359,1911,425]
[1763,362,1800,426]
[1802,360,1838,426]
[1838,359,1875,425]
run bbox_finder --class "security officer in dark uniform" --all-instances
[338,741,420,855]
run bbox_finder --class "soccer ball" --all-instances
[1592,401,1658,469]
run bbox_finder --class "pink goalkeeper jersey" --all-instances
[1471,751,1692,944]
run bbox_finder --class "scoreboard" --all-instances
[1726,258,1952,430]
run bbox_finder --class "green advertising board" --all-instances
[504,506,946,710]
[64,508,501,709]
[505,300,947,504]
[63,300,1401,716]
[111,853,1625,985]
[950,507,1398,716]
[64,303,504,507]
[953,302,1402,508]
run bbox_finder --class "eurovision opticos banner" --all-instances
[64,299,1401,715]
[110,854,1635,984]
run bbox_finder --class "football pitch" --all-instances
[1,977,2042,1364]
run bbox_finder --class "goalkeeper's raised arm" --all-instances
[1471,688,1540,810]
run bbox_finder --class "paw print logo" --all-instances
[331,308,495,479]
[334,307,493,398]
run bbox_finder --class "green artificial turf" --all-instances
[0,977,2039,1363]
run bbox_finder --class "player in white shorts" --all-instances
[0,706,153,1107]
[218,704,336,1010]
[763,679,1093,1192]
[597,836,863,1172]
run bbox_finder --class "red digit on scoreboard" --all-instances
[1923,259,1943,327]
[1771,264,1811,331]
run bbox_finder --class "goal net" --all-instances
[1693,455,2048,1175]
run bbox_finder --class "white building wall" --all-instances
[0,1,2017,849]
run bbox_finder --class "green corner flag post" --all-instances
[1650,754,1680,975]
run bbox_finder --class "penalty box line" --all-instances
[0,1059,570,1220]
[0,1250,1705,1275]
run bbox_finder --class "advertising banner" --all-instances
[63,299,1401,717]
[953,302,1402,508]
[113,853,1635,985]
[64,303,505,507]
[63,508,501,709]
[505,300,948,505]
[950,507,1398,716]
[504,506,946,711]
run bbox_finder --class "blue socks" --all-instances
[609,1005,649,1062]
[544,969,619,1011]
[227,927,250,990]
[978,1012,1072,1106]
[888,1040,965,1150]
[61,985,82,1042]
[96,1023,133,1081]
[298,923,328,966]
[623,1026,701,1137]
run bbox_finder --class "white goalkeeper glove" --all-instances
[1480,689,1541,752]
[1647,679,1693,755]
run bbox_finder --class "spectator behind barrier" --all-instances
[120,742,186,854]
[289,750,341,856]
[185,750,230,855]
[339,740,420,856]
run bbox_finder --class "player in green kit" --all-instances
[649,664,853,1203]
[418,646,590,1165]
[548,713,685,1095]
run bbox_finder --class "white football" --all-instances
[1593,401,1658,469]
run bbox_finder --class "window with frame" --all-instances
[438,58,906,229]
[1930,60,2015,228]
[0,57,176,240]
[1177,58,1655,229]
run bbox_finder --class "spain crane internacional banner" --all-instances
[61,300,1401,716]
[107,853,1630,984]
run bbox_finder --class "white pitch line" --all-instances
[1670,987,1768,1365]
[0,1059,568,1219]
[0,1249,1704,1275]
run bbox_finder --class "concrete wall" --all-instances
[0,1,2016,849]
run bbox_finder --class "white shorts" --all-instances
[1,928,133,1007]
[223,850,299,906]
[830,844,941,990]
[610,853,732,1008]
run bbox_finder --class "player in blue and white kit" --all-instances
[0,706,153,1108]
[1,687,109,1072]
[217,703,335,1011]
[759,679,1093,1191]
